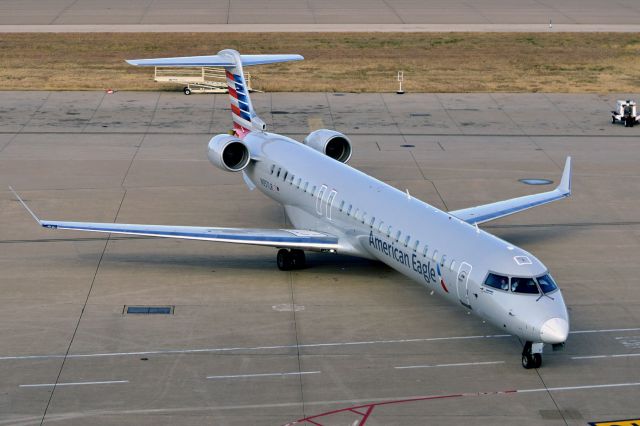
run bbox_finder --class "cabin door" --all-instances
[456,262,473,308]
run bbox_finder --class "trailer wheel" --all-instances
[612,116,616,124]
[183,87,191,95]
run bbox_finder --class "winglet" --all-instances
[557,156,572,196]
[8,186,42,225]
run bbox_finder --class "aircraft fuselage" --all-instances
[243,131,569,346]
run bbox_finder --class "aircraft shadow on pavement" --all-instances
[488,226,573,246]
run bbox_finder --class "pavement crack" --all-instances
[289,272,307,419]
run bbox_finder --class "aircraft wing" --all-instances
[449,157,571,225]
[9,188,338,251]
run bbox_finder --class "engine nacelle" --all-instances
[303,129,352,163]
[207,134,251,172]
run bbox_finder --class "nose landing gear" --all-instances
[277,248,306,271]
[522,341,543,369]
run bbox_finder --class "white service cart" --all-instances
[611,99,638,127]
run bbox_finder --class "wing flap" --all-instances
[450,157,572,225]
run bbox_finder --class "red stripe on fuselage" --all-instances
[441,279,449,293]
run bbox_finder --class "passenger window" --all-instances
[354,208,360,220]
[369,217,376,227]
[395,230,401,242]
[432,250,438,262]
[511,277,539,294]
[440,255,447,267]
[311,185,316,196]
[296,177,301,188]
[413,240,419,251]
[270,164,275,175]
[283,171,288,181]
[422,245,428,257]
[303,182,308,192]
[277,168,281,177]
[339,200,345,212]
[450,260,456,271]
[347,204,352,216]
[378,221,384,232]
[361,213,367,224]
[537,274,558,294]
[484,273,509,291]
[404,235,410,247]
[386,226,392,238]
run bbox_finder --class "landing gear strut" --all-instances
[521,341,543,369]
[277,249,306,271]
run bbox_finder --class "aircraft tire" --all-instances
[522,354,535,370]
[522,354,533,369]
[290,249,306,269]
[532,353,542,368]
[612,116,616,124]
[521,352,542,369]
[277,249,294,271]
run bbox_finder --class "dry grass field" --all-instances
[1,32,639,93]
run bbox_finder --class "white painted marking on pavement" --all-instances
[615,335,640,349]
[272,303,305,312]
[206,371,320,380]
[19,380,128,388]
[0,334,511,361]
[7,381,640,424]
[2,327,639,362]
[517,382,640,393]
[572,353,640,360]
[569,327,640,334]
[395,361,504,369]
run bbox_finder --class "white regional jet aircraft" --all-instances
[11,49,572,369]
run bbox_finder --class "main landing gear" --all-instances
[277,249,306,271]
[521,341,543,369]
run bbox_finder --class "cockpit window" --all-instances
[511,277,539,294]
[537,274,558,294]
[484,273,509,291]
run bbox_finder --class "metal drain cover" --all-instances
[519,178,553,185]
[124,306,174,315]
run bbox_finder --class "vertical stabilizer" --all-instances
[217,49,264,137]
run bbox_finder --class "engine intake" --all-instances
[303,129,352,163]
[207,134,251,172]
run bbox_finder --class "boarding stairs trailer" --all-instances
[153,66,252,95]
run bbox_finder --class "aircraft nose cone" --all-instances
[540,317,569,344]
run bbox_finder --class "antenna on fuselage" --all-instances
[406,189,411,200]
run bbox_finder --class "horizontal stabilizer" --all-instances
[126,53,303,67]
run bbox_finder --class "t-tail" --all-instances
[126,49,303,138]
